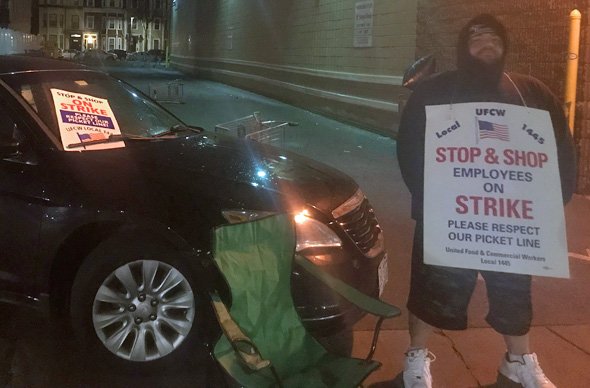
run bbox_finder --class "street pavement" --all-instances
[2,62,589,387]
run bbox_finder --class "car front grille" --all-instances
[332,189,383,258]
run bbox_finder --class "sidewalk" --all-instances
[111,65,590,387]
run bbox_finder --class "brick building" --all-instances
[414,0,589,194]
[170,0,589,194]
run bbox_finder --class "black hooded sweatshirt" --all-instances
[396,14,576,221]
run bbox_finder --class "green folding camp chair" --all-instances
[209,213,401,387]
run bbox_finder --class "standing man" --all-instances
[396,13,576,388]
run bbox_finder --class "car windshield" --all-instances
[1,69,184,143]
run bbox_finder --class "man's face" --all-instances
[468,32,504,65]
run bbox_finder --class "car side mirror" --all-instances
[402,54,436,90]
[0,137,21,158]
[0,122,23,158]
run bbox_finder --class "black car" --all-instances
[108,49,128,60]
[147,49,165,62]
[0,56,387,370]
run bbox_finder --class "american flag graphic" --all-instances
[477,119,510,141]
[77,132,106,142]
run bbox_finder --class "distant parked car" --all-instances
[108,49,127,60]
[147,49,165,62]
[61,48,80,60]
[80,49,117,63]
[126,51,153,62]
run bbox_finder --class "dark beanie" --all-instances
[457,13,508,72]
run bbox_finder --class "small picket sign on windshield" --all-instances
[424,102,569,278]
[51,88,125,151]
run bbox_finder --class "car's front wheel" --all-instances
[70,251,206,371]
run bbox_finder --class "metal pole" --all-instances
[564,9,581,136]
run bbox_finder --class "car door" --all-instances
[0,96,45,297]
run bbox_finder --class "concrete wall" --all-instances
[414,0,589,192]
[169,0,419,135]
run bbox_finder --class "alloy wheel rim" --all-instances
[92,259,195,361]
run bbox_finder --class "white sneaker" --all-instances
[499,353,556,388]
[403,348,434,388]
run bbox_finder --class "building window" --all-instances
[86,15,94,29]
[154,18,160,30]
[108,18,115,29]
[74,0,81,5]
[59,14,64,28]
[49,14,57,28]
[154,0,162,9]
[71,15,79,29]
[42,13,47,28]
[85,0,94,7]
[131,18,137,30]
[153,39,159,49]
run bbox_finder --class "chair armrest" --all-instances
[209,291,271,371]
[294,254,401,319]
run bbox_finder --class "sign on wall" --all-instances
[354,0,373,48]
[423,102,569,278]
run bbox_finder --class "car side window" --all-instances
[0,103,20,142]
[0,101,35,164]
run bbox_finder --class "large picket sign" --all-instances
[424,102,569,278]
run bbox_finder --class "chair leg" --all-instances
[270,365,284,388]
[365,317,385,362]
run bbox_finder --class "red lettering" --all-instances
[455,195,468,214]
[503,150,549,168]
[538,153,548,168]
[453,195,534,219]
[436,147,446,162]
[522,200,534,219]
[436,147,481,163]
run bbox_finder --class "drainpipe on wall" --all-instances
[564,9,581,137]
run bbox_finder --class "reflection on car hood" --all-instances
[58,132,357,217]
[147,132,358,213]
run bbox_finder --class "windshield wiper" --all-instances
[67,134,127,149]
[152,124,204,138]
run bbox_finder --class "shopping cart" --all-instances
[147,79,184,104]
[215,112,297,148]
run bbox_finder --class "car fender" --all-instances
[44,213,213,316]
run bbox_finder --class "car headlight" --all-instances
[293,210,342,252]
[221,209,342,252]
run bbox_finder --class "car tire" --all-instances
[69,246,208,373]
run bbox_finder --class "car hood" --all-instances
[54,132,358,219]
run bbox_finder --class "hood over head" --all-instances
[456,13,508,85]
